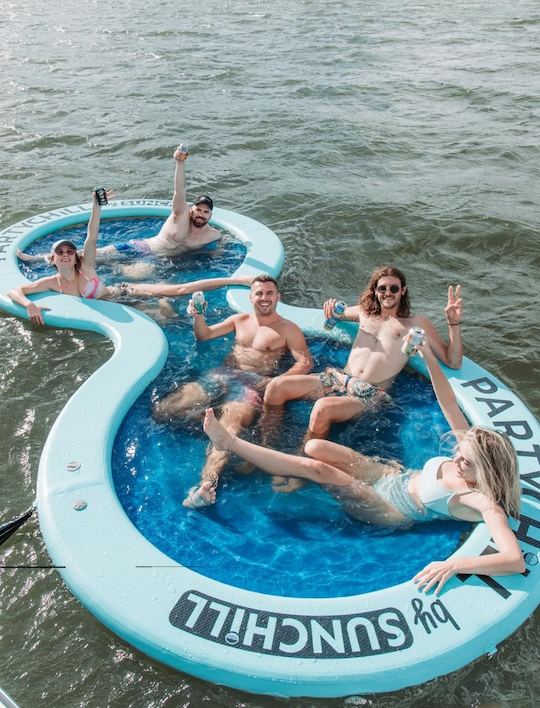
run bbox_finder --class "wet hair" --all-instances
[251,273,279,291]
[358,265,410,317]
[454,427,521,518]
[48,249,82,272]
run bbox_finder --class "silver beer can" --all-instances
[402,326,425,356]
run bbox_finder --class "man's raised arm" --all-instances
[171,147,189,216]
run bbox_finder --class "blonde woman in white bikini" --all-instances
[202,339,525,594]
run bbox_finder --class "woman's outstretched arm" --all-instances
[203,408,352,486]
[16,250,48,263]
[414,504,525,594]
[81,189,115,269]
[420,342,469,433]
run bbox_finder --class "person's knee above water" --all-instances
[263,264,463,434]
[203,340,524,595]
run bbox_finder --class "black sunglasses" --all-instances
[377,284,401,294]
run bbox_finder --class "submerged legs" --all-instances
[183,402,259,508]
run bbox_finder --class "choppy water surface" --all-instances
[1,0,539,706]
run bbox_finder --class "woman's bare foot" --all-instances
[203,408,235,451]
[183,480,216,508]
[239,275,255,286]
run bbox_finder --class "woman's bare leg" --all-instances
[204,410,409,526]
[304,439,409,525]
[203,408,353,487]
[113,275,253,299]
[273,438,391,494]
[304,439,394,485]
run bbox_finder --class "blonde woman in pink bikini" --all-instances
[9,190,252,326]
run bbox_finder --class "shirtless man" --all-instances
[97,146,220,259]
[153,274,313,508]
[264,265,463,476]
[17,146,220,266]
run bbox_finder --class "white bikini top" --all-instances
[419,456,473,519]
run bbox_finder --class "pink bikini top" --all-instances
[57,272,105,300]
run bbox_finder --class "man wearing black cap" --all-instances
[96,146,220,258]
[16,147,220,267]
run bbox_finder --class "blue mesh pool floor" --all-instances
[112,322,467,599]
[22,217,467,598]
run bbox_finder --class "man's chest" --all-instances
[237,325,286,352]
[357,319,407,348]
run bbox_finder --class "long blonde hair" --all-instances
[454,427,521,518]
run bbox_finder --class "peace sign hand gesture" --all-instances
[445,285,462,326]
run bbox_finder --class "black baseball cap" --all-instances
[193,195,213,211]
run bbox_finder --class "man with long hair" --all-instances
[264,265,462,489]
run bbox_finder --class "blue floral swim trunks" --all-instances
[318,367,389,408]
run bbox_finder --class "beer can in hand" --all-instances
[94,187,108,206]
[401,327,425,356]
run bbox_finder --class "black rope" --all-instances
[0,506,35,547]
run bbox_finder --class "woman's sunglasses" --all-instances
[376,284,401,294]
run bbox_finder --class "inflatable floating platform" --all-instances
[1,201,539,697]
